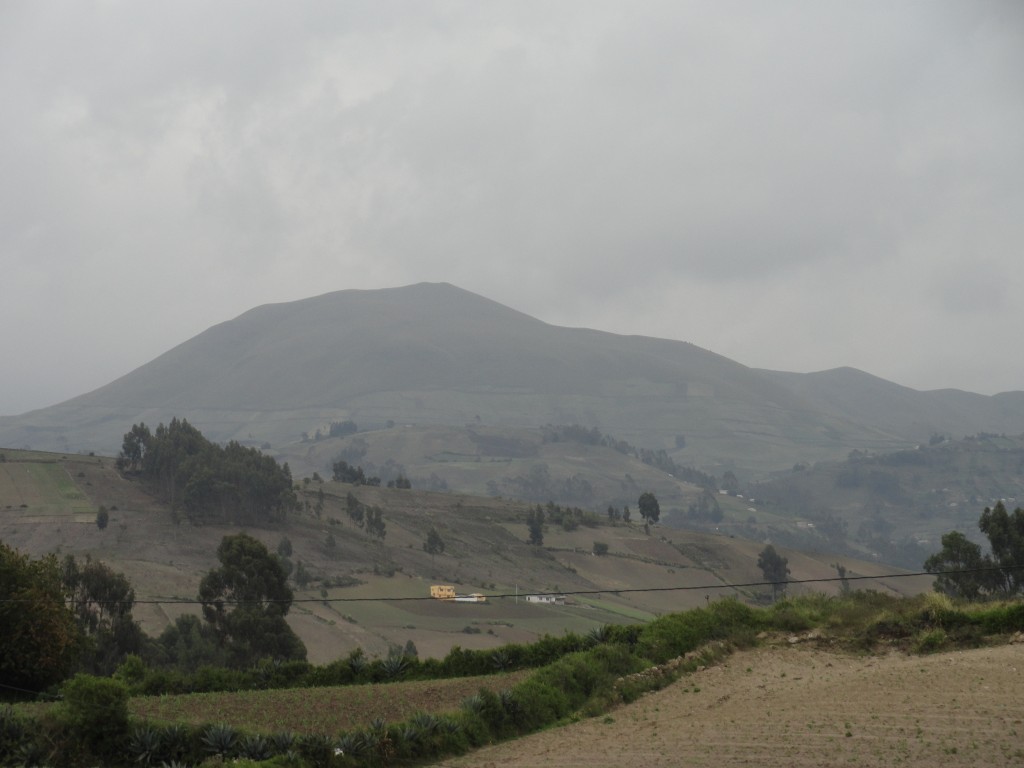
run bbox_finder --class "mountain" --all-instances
[1,283,1022,479]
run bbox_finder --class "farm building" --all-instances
[524,594,566,605]
[430,585,487,602]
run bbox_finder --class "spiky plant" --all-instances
[201,723,238,758]
[157,723,189,764]
[238,733,271,760]
[127,725,162,765]
[461,693,484,714]
[491,649,512,670]
[335,731,371,760]
[410,712,439,734]
[381,653,409,680]
[269,730,297,754]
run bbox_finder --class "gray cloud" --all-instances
[1,1,1022,415]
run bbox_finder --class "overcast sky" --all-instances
[2,1,1022,416]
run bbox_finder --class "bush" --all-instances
[913,628,948,653]
[57,674,130,760]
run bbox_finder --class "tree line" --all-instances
[2,533,305,696]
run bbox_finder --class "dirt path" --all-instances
[437,643,1024,767]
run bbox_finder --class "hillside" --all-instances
[745,433,1024,568]
[0,448,929,664]
[3,283,1022,479]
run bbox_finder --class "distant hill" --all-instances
[744,432,1024,568]
[2,283,1022,480]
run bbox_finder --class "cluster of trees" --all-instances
[2,534,307,697]
[343,492,387,539]
[925,501,1024,599]
[684,489,723,522]
[302,419,360,443]
[526,493,660,545]
[540,424,718,489]
[118,419,295,525]
[332,460,382,486]
[493,462,594,505]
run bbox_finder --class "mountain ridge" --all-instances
[2,282,1022,478]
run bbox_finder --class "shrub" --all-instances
[913,628,948,654]
[57,674,130,760]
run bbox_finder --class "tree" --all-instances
[924,531,988,599]
[154,614,226,670]
[638,492,660,526]
[277,536,292,558]
[978,501,1024,595]
[366,507,387,539]
[423,527,445,556]
[925,502,1024,599]
[95,506,109,530]
[118,422,151,471]
[757,544,790,601]
[198,534,307,667]
[61,555,145,675]
[526,506,545,546]
[0,542,84,692]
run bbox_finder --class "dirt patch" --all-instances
[437,643,1024,767]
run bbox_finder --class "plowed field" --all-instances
[438,643,1024,767]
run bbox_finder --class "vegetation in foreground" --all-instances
[3,590,1023,768]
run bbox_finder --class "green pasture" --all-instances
[0,455,94,518]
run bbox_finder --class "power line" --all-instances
[2,565,1019,608]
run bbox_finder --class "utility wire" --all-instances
[2,565,1020,607]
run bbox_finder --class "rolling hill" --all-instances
[4,283,1022,482]
[0,448,928,664]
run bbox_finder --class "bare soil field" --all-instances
[128,670,534,735]
[438,642,1024,768]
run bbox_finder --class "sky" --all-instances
[2,1,1022,416]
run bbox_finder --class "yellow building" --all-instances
[430,584,456,599]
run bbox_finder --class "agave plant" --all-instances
[410,712,439,735]
[157,723,189,763]
[442,718,462,736]
[298,732,334,768]
[347,648,367,675]
[201,722,238,758]
[500,688,521,720]
[269,730,297,754]
[127,725,162,766]
[238,733,271,760]
[586,625,612,646]
[491,649,512,670]
[461,693,484,714]
[381,653,409,680]
[335,731,371,760]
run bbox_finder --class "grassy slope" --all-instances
[0,449,931,665]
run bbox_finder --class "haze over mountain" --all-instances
[2,283,1022,478]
